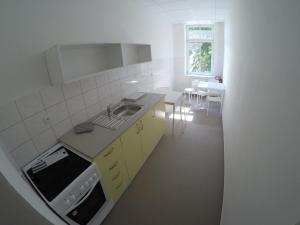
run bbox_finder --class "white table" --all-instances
[154,90,183,135]
[197,82,225,92]
[197,82,225,114]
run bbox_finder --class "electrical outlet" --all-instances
[43,114,51,125]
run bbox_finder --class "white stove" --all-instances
[23,143,113,225]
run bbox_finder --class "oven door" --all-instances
[64,180,113,225]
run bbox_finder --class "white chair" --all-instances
[196,89,209,109]
[184,79,200,102]
[206,90,223,116]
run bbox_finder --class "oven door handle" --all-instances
[65,179,99,214]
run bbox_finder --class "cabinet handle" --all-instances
[103,147,114,157]
[112,171,121,181]
[109,161,118,171]
[136,122,141,134]
[136,123,140,134]
[140,120,143,131]
[115,180,123,190]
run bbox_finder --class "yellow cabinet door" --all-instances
[140,110,157,160]
[101,162,129,201]
[154,100,166,142]
[120,122,143,180]
[94,139,122,174]
[94,138,129,202]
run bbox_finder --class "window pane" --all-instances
[187,42,212,74]
[187,26,213,40]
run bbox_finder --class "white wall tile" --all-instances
[109,81,122,95]
[127,64,139,75]
[83,89,99,106]
[62,81,82,99]
[108,69,120,82]
[11,141,39,167]
[80,77,97,93]
[0,59,172,171]
[33,129,57,153]
[98,99,107,111]
[24,111,50,137]
[142,63,151,76]
[97,85,111,100]
[110,94,122,105]
[117,68,127,80]
[0,102,21,131]
[0,122,30,152]
[46,102,69,126]
[66,95,85,115]
[96,72,109,87]
[86,104,101,118]
[16,93,44,119]
[53,118,73,138]
[40,86,64,108]
[71,109,88,126]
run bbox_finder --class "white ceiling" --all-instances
[135,0,227,24]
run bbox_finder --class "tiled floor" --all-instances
[102,101,224,225]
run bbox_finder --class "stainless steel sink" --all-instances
[113,103,143,119]
[93,102,143,130]
[93,114,125,130]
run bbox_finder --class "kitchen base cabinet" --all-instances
[102,164,129,201]
[120,122,144,180]
[94,139,129,202]
[154,100,166,142]
[94,99,165,202]
[140,100,166,160]
[140,109,157,161]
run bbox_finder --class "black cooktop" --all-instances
[25,146,91,202]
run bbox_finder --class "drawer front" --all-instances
[94,139,122,173]
[110,167,129,201]
[102,162,129,201]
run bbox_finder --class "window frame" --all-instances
[185,24,215,77]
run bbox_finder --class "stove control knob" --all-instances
[80,185,85,190]
[93,173,97,178]
[65,199,71,205]
[89,177,93,182]
[85,181,89,186]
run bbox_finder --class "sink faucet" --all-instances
[107,104,112,117]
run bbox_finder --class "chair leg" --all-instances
[180,104,182,121]
[207,100,209,116]
[220,101,223,114]
[200,95,203,108]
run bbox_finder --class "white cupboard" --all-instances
[45,43,152,85]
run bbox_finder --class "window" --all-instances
[185,25,214,76]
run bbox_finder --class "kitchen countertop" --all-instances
[60,93,165,160]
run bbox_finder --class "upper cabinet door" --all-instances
[121,44,152,66]
[45,43,124,85]
[45,43,152,85]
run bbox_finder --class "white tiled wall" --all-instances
[0,59,173,170]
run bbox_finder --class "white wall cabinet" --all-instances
[121,44,152,66]
[45,43,152,85]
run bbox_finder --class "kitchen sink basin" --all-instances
[93,102,143,130]
[113,103,143,119]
